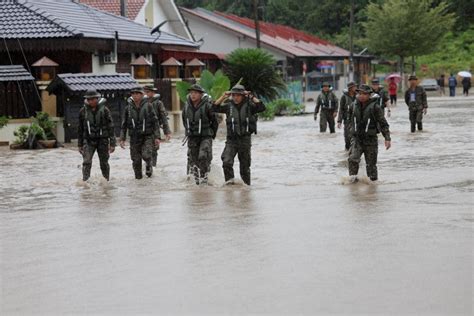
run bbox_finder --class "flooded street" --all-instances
[1,97,473,315]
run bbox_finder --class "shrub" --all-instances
[0,116,9,129]
[34,112,56,139]
[13,123,46,144]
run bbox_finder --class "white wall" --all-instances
[91,54,117,74]
[183,13,288,61]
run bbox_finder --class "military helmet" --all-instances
[83,89,101,99]
[321,81,331,87]
[356,84,372,94]
[187,84,205,93]
[347,81,357,89]
[130,86,144,94]
[230,84,246,95]
[408,75,418,81]
[143,84,157,92]
[371,78,380,84]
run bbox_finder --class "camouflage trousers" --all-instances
[82,138,110,181]
[221,135,252,185]
[409,109,423,132]
[348,136,379,181]
[320,110,336,133]
[151,141,160,167]
[187,136,213,183]
[130,135,154,179]
[343,121,351,150]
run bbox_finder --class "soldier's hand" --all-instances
[337,122,342,129]
[155,139,161,147]
[109,146,115,154]
[78,146,84,154]
[385,140,391,150]
[333,112,338,118]
[387,110,391,117]
[165,133,171,141]
[314,114,317,121]
[120,140,126,149]
[423,108,427,115]
[224,91,231,97]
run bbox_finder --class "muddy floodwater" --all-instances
[1,97,473,315]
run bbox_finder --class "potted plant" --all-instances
[11,123,47,149]
[35,112,57,148]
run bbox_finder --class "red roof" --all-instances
[216,12,331,47]
[79,0,145,20]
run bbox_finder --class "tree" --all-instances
[364,0,455,88]
[223,48,286,101]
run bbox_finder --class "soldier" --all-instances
[337,81,357,150]
[404,75,428,133]
[213,84,266,185]
[314,82,338,133]
[119,86,160,179]
[182,84,217,185]
[143,84,171,167]
[78,89,116,181]
[371,78,391,117]
[347,84,391,182]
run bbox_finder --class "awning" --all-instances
[159,48,225,62]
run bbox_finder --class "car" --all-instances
[419,78,439,91]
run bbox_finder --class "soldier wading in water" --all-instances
[120,86,160,179]
[347,84,391,182]
[213,84,266,185]
[182,84,218,185]
[78,89,116,181]
[337,81,357,151]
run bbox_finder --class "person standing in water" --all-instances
[405,75,428,133]
[213,84,266,185]
[314,82,338,133]
[337,81,357,151]
[347,84,391,182]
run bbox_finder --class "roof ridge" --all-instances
[19,0,79,36]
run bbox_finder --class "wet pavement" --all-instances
[1,97,473,315]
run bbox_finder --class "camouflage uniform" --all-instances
[315,90,338,133]
[120,97,159,179]
[347,92,391,181]
[373,87,389,110]
[337,90,356,150]
[405,85,428,132]
[78,97,116,181]
[213,90,266,185]
[182,92,217,184]
[147,94,171,167]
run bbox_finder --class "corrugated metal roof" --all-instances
[47,73,139,93]
[181,7,352,58]
[0,65,35,82]
[0,0,198,47]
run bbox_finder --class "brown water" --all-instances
[1,98,473,315]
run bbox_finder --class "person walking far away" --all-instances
[78,89,116,181]
[448,73,457,97]
[462,76,471,96]
[437,74,445,96]
[314,82,338,133]
[405,75,428,133]
[388,77,398,106]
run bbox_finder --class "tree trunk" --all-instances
[411,56,416,74]
[400,55,405,94]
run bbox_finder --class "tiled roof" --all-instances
[47,73,138,93]
[78,0,145,21]
[0,0,197,47]
[181,7,352,58]
[32,56,59,67]
[0,65,35,82]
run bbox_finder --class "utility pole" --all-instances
[349,0,354,82]
[253,0,261,48]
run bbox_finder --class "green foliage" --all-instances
[34,112,56,139]
[176,70,231,103]
[364,0,456,59]
[0,116,9,129]
[224,48,286,101]
[258,102,276,121]
[13,123,46,144]
[258,98,304,120]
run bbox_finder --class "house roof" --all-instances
[0,0,198,48]
[161,57,182,66]
[46,73,138,93]
[186,58,205,66]
[130,56,153,66]
[32,56,59,67]
[78,0,145,20]
[181,7,354,58]
[0,65,35,82]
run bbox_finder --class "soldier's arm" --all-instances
[374,105,391,141]
[78,109,84,147]
[314,95,321,118]
[105,107,116,147]
[120,107,128,141]
[212,100,230,114]
[333,93,339,111]
[346,101,354,131]
[404,90,410,106]
[250,99,266,114]
[158,101,171,135]
[337,97,345,123]
[421,87,428,108]
[150,106,160,140]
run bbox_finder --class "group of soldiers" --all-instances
[314,74,428,182]
[78,83,266,185]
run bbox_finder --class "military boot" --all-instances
[417,122,423,131]
[146,164,153,177]
[411,122,416,133]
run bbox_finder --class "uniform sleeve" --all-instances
[374,105,391,141]
[150,105,160,140]
[346,100,354,132]
[78,109,84,147]
[120,106,128,141]
[105,107,116,147]
[333,93,338,111]
[314,95,321,117]
[250,100,266,114]
[158,101,171,135]
[421,87,428,108]
[337,96,346,123]
[212,101,230,114]
[383,91,389,103]
[404,90,410,106]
